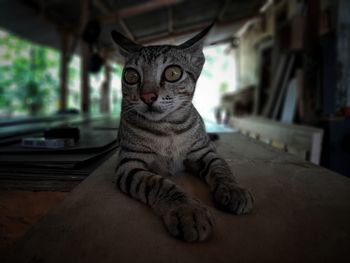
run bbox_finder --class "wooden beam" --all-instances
[301,0,320,125]
[93,0,111,14]
[22,0,74,30]
[167,6,173,33]
[272,54,296,119]
[336,0,350,109]
[79,0,91,114]
[138,14,258,45]
[80,42,90,114]
[262,54,288,118]
[118,19,135,41]
[102,0,182,24]
[217,0,231,22]
[100,64,111,113]
[59,31,70,111]
[93,0,135,41]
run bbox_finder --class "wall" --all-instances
[236,0,350,112]
[236,10,274,88]
[336,0,350,109]
[235,0,300,89]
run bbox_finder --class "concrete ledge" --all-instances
[12,134,350,263]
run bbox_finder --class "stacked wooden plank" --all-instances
[230,116,323,164]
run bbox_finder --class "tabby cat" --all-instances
[112,25,253,242]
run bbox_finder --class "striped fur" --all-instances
[112,25,253,242]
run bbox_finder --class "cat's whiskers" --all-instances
[113,24,253,243]
[121,105,138,116]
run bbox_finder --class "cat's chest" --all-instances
[150,134,189,175]
[156,133,188,155]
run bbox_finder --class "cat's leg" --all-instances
[115,153,214,242]
[185,144,253,215]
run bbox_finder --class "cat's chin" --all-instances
[139,111,169,121]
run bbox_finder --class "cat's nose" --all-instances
[140,92,158,105]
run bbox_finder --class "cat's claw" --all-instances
[162,200,214,242]
[213,183,253,215]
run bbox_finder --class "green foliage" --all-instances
[0,30,60,116]
[202,53,214,78]
[113,64,123,78]
[219,82,229,94]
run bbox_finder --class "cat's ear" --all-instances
[178,23,213,52]
[111,30,142,57]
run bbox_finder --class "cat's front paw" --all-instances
[162,200,214,242]
[213,182,253,215]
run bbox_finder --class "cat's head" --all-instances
[111,25,212,121]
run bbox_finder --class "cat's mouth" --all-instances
[138,104,168,121]
[145,104,164,114]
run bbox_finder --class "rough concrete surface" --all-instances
[10,133,350,263]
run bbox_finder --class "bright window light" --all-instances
[193,43,237,122]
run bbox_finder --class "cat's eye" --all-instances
[124,68,140,84]
[164,65,183,82]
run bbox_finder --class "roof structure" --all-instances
[0,0,266,51]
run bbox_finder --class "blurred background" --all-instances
[0,31,237,121]
[0,29,237,121]
[1,0,350,254]
[0,0,349,176]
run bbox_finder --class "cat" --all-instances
[112,24,253,242]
